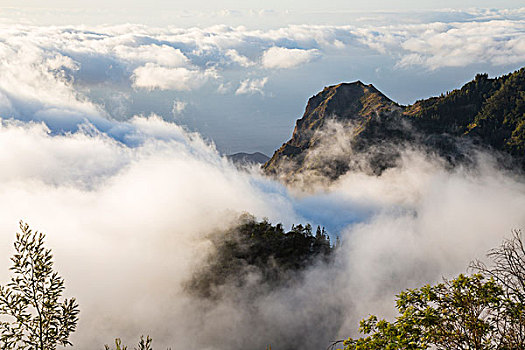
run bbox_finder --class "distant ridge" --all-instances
[264,68,525,181]
[227,152,270,165]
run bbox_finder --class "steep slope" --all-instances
[263,81,404,179]
[405,68,525,165]
[264,68,525,182]
[403,73,503,134]
[468,69,525,158]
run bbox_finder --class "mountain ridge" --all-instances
[227,152,270,165]
[264,68,525,181]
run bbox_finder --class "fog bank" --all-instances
[0,115,524,349]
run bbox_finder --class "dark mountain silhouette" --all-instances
[227,152,270,165]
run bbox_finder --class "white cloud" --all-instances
[0,118,128,187]
[216,82,232,94]
[46,54,80,72]
[0,115,304,348]
[225,49,254,67]
[171,99,187,117]
[114,44,190,67]
[235,77,268,95]
[0,11,520,151]
[0,12,520,117]
[394,20,525,69]
[0,40,108,131]
[262,46,320,69]
[132,63,217,91]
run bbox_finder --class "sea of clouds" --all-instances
[0,8,524,123]
[0,8,524,349]
[1,114,524,349]
[0,8,523,155]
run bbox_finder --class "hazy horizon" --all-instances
[0,6,522,154]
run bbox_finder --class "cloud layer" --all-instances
[235,77,268,95]
[0,9,521,153]
[132,64,216,91]
[0,116,524,349]
[262,47,320,69]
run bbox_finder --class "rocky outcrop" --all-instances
[264,68,525,182]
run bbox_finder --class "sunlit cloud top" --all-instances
[0,7,523,154]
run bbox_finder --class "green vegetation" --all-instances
[0,219,336,349]
[0,221,169,350]
[407,68,525,163]
[342,230,525,350]
[0,222,79,350]
[404,73,502,134]
[185,214,336,299]
[469,69,525,157]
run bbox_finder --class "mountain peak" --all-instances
[264,67,525,183]
[332,80,372,88]
[303,81,395,122]
[263,80,399,176]
[323,80,381,93]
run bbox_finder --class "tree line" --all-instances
[185,213,337,299]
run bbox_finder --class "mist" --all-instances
[0,113,524,349]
